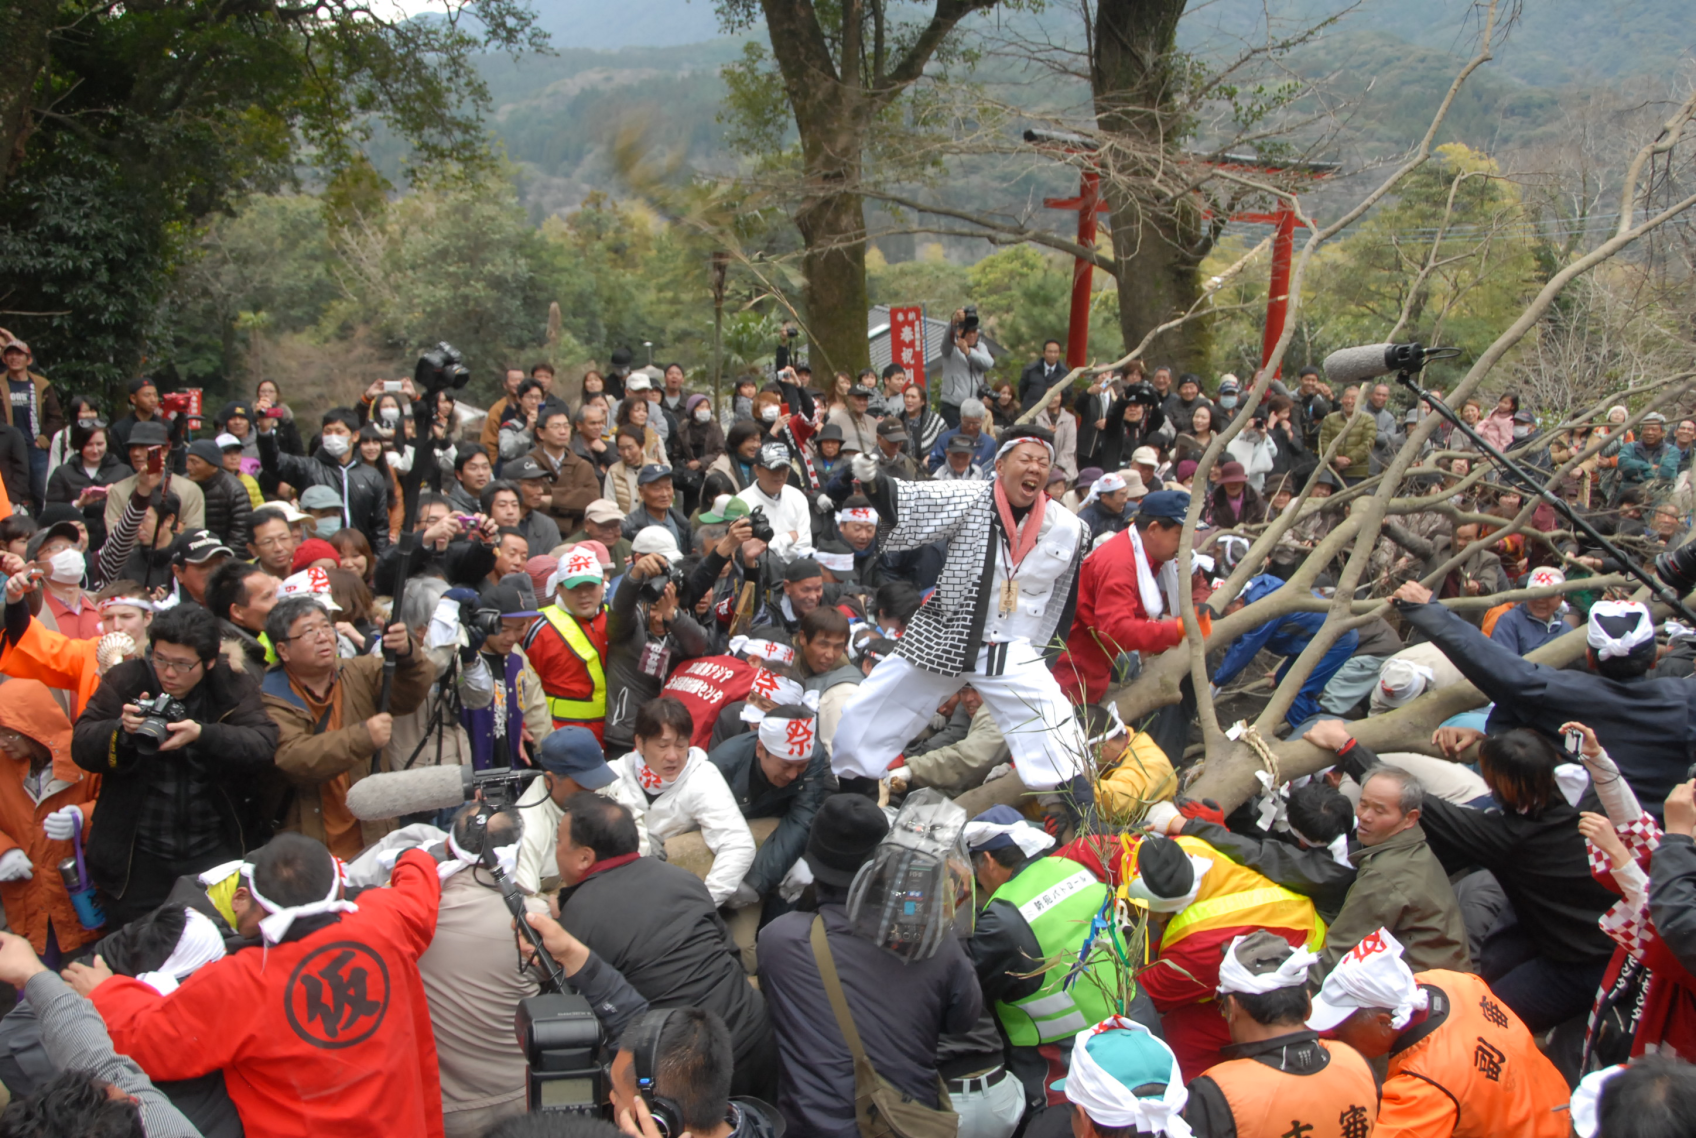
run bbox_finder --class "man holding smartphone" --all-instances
[256,406,390,554]
[102,420,205,540]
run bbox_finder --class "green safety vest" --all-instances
[990,856,1128,1047]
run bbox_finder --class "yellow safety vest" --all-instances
[540,604,606,722]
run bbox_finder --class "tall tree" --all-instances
[716,0,1005,377]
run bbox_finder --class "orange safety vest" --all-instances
[1156,834,1326,953]
[1204,1040,1378,1138]
[1385,970,1571,1138]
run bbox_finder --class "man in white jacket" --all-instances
[734,443,815,565]
[610,694,756,906]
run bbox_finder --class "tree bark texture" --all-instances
[0,0,56,194]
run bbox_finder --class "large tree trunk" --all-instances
[1091,0,1214,369]
[0,0,55,193]
[794,158,872,379]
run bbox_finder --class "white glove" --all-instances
[1142,800,1182,834]
[0,850,33,882]
[850,453,879,483]
[814,493,833,515]
[43,806,81,842]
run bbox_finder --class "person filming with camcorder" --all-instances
[70,603,278,927]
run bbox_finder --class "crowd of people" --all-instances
[0,319,1691,1138]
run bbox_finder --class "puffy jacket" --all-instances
[527,445,601,534]
[608,747,755,906]
[707,729,833,897]
[256,430,391,552]
[194,468,253,551]
[45,450,131,548]
[1318,409,1375,473]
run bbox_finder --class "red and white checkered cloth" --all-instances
[1586,811,1663,961]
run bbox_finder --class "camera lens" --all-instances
[1656,544,1696,596]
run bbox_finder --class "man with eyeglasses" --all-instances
[70,603,279,927]
[246,505,296,579]
[261,594,430,858]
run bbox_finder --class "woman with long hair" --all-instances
[47,394,103,472]
[1173,403,1219,466]
[899,384,944,469]
[989,380,1020,431]
[253,378,306,456]
[709,422,763,493]
[326,566,379,656]
[355,424,403,544]
[45,422,130,549]
[615,394,668,468]
[328,526,375,588]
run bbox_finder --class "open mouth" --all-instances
[1020,476,1041,496]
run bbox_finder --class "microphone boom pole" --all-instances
[1394,370,1696,625]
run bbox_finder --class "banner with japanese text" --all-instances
[888,306,927,390]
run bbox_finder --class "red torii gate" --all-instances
[1024,132,1336,376]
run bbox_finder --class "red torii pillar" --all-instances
[1042,171,1110,370]
[1232,204,1308,379]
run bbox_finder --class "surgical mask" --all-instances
[320,433,350,458]
[1512,424,1530,440]
[1219,394,1238,410]
[48,548,85,584]
[760,405,779,422]
[379,406,400,426]
[694,407,712,423]
[312,515,343,538]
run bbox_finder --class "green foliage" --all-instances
[968,247,1124,368]
[720,41,794,160]
[867,245,971,320]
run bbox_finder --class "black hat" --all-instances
[876,419,908,442]
[804,794,889,886]
[817,423,845,443]
[186,439,223,467]
[610,348,634,367]
[637,463,673,486]
[1131,835,1196,905]
[127,377,158,397]
[783,557,824,583]
[24,521,82,561]
[37,504,83,528]
[505,455,547,481]
[847,384,875,398]
[219,400,253,423]
[171,529,234,566]
[126,421,170,448]
[946,434,976,454]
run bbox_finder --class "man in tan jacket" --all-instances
[261,593,432,857]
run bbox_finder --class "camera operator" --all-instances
[71,604,279,927]
[385,576,494,776]
[608,1008,783,1138]
[261,594,430,859]
[605,538,710,756]
[372,491,498,596]
[464,580,552,771]
[939,307,992,430]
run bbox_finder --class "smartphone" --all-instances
[1565,728,1583,755]
[146,446,164,475]
[383,380,403,393]
[84,486,109,499]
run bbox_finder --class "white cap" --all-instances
[215,432,242,449]
[625,373,653,392]
[277,568,341,612]
[630,526,682,561]
[1375,658,1435,708]
[548,546,603,593]
[1306,928,1429,1032]
[1527,565,1565,589]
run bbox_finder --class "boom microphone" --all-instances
[1321,343,1434,387]
[347,765,473,821]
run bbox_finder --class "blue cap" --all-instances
[537,727,616,789]
[968,805,1026,852]
[637,463,673,486]
[1138,490,1190,523]
[1050,1025,1176,1095]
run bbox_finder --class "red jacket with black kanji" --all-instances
[662,655,756,749]
[1054,529,1192,704]
[93,848,446,1138]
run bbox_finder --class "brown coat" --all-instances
[0,370,65,447]
[528,444,601,533]
[261,641,433,848]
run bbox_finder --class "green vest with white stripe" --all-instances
[989,855,1128,1047]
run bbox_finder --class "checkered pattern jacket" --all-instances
[881,478,1083,676]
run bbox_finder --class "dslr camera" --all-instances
[746,506,776,544]
[414,342,471,394]
[637,556,686,604]
[957,306,980,334]
[1124,380,1161,407]
[130,693,190,755]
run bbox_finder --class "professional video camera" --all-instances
[130,693,190,755]
[746,506,775,545]
[1124,380,1162,407]
[1656,544,1696,598]
[414,342,472,394]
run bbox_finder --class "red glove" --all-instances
[1176,797,1225,828]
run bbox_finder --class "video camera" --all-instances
[1124,380,1162,407]
[415,342,472,394]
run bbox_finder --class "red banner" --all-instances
[888,306,927,390]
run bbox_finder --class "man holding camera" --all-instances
[261,594,431,859]
[734,443,814,566]
[939,307,993,429]
[256,405,390,553]
[70,604,278,927]
[605,536,711,756]
[103,420,205,541]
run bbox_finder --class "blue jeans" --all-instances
[27,445,47,511]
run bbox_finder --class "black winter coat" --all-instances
[195,468,253,551]
[70,657,279,901]
[0,424,31,510]
[706,730,835,897]
[257,431,390,552]
[45,450,131,548]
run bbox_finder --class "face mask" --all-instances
[1219,395,1238,410]
[1512,424,1530,440]
[321,433,350,458]
[379,406,400,425]
[313,516,343,538]
[695,407,713,423]
[48,548,85,584]
[760,405,779,422]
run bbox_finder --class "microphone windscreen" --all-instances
[1322,344,1394,388]
[346,765,468,822]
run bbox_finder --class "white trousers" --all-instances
[831,641,1087,789]
[951,1069,1026,1138]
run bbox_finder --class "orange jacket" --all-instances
[1200,1039,1378,1138]
[0,680,100,953]
[0,612,103,716]
[1380,969,1570,1138]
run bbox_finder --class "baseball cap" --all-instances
[1527,565,1565,589]
[219,401,253,422]
[1512,408,1537,425]
[583,499,623,525]
[573,539,612,568]
[1307,928,1427,1032]
[698,496,751,524]
[488,580,541,620]
[1130,446,1160,467]
[1,340,27,355]
[126,422,170,448]
[186,439,223,467]
[1049,1019,1186,1138]
[946,434,976,454]
[876,419,909,442]
[630,526,682,561]
[636,464,673,486]
[267,500,312,524]
[298,485,342,512]
[505,456,547,481]
[127,378,158,396]
[24,521,82,561]
[1138,490,1191,523]
[755,443,791,470]
[537,727,617,789]
[215,432,243,450]
[1217,375,1240,393]
[550,546,603,592]
[526,555,558,598]
[171,529,234,566]
[847,384,875,398]
[624,373,653,393]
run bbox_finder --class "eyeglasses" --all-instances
[253,535,292,550]
[284,622,336,643]
[147,650,204,676]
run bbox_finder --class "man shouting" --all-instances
[829,425,1091,791]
